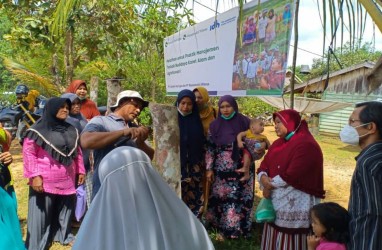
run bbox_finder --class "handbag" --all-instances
[255,198,276,223]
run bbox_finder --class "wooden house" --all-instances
[285,61,382,135]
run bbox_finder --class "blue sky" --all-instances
[185,0,382,67]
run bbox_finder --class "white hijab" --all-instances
[73,146,214,250]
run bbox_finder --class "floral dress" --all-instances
[205,136,258,238]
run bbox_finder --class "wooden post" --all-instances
[290,0,300,109]
[89,76,99,103]
[105,78,123,113]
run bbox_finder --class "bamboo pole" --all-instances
[290,0,300,109]
[358,0,382,33]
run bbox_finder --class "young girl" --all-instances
[307,202,350,250]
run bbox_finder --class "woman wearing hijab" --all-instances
[61,93,93,209]
[23,97,85,249]
[66,79,100,120]
[193,86,217,136]
[257,109,325,250]
[176,89,206,217]
[192,87,217,217]
[205,95,259,240]
[73,146,215,250]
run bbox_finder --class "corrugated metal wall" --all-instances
[319,92,381,134]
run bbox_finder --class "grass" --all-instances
[9,127,359,249]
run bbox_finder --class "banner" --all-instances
[164,0,295,96]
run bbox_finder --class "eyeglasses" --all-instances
[128,100,143,110]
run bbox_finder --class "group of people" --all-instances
[242,4,291,46]
[1,79,381,250]
[232,46,286,91]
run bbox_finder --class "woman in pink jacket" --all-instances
[23,97,85,249]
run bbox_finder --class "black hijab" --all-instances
[25,97,79,166]
[176,89,205,176]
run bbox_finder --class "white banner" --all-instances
[164,7,238,95]
[164,0,295,96]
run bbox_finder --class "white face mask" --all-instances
[177,107,192,117]
[339,123,370,145]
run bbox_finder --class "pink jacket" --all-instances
[23,137,85,195]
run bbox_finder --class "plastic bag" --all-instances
[255,198,276,223]
[75,184,86,221]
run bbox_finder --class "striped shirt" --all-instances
[348,141,382,250]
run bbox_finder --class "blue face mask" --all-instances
[221,111,236,120]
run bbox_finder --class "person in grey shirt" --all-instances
[81,90,154,200]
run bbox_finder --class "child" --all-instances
[307,202,350,250]
[236,118,270,181]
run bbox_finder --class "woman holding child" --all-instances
[257,109,325,250]
[205,95,263,240]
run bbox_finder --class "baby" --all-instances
[236,118,270,181]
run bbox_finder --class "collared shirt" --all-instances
[82,114,137,198]
[348,141,382,250]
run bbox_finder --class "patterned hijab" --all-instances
[176,89,205,172]
[73,146,214,250]
[25,97,79,166]
[209,95,250,145]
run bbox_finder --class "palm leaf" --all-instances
[2,57,61,96]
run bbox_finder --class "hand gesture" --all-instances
[0,151,13,166]
[307,235,320,250]
[260,175,274,190]
[77,174,85,185]
[206,170,214,183]
[31,176,44,193]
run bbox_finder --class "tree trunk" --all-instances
[106,78,122,113]
[64,29,74,86]
[89,76,99,103]
[149,103,181,197]
[51,53,62,90]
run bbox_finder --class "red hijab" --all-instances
[66,79,86,93]
[66,80,100,120]
[257,109,325,198]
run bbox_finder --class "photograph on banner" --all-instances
[233,0,295,96]
[164,7,239,96]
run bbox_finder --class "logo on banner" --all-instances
[209,20,220,31]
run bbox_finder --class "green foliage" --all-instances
[307,42,382,79]
[136,108,152,126]
[237,97,279,118]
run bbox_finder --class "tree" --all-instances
[307,42,382,79]
[0,0,192,104]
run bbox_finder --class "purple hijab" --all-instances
[209,95,250,145]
